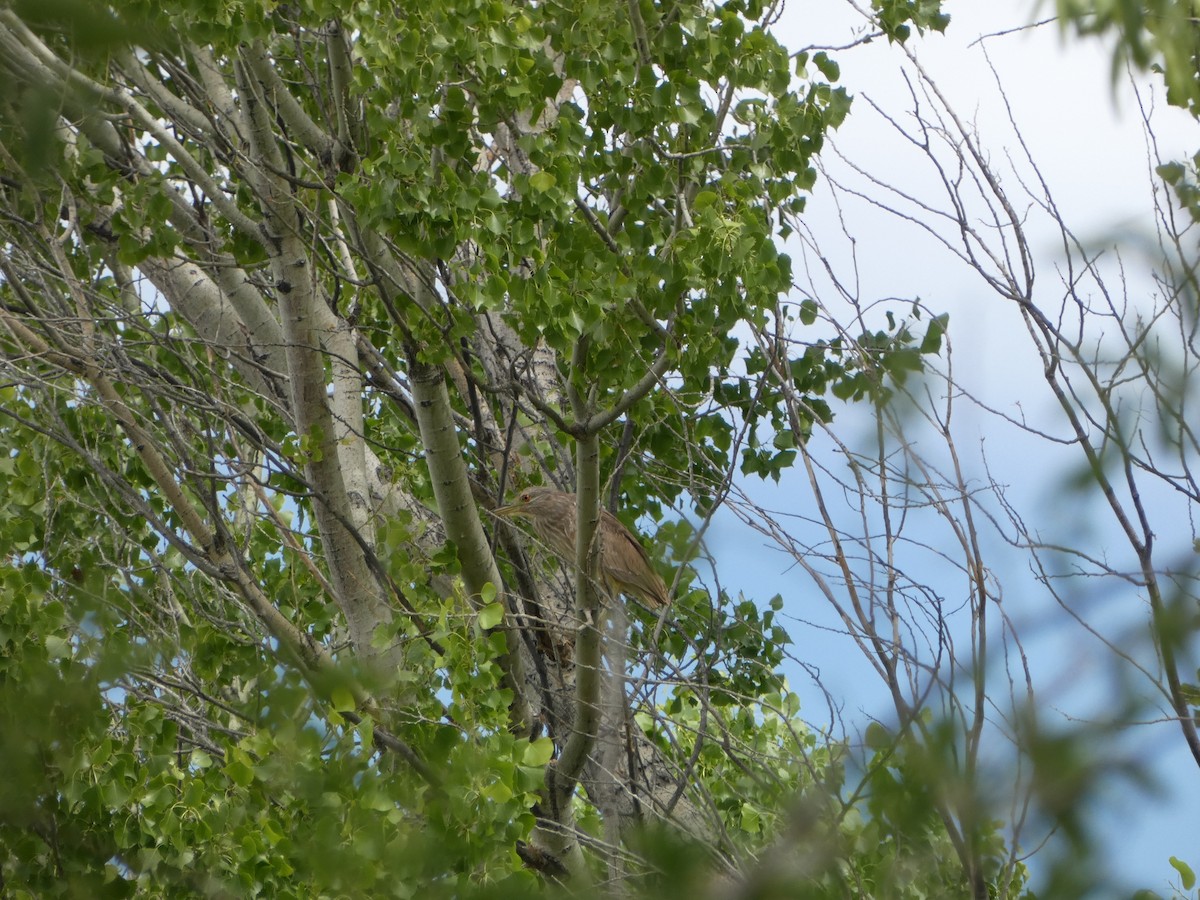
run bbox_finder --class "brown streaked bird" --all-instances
[493,487,671,609]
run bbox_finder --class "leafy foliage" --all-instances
[0,0,1055,896]
[1055,0,1200,115]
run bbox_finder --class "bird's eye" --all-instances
[521,492,531,502]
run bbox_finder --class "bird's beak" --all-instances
[492,503,522,519]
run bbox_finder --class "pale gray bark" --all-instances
[409,352,534,733]
[237,48,395,666]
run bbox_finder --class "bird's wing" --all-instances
[600,510,670,607]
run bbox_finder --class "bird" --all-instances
[493,487,671,609]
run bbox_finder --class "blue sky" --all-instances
[702,2,1200,893]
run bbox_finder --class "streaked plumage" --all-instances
[493,487,670,609]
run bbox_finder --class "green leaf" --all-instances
[813,51,840,81]
[483,779,514,803]
[798,298,818,325]
[865,721,893,751]
[1171,856,1196,890]
[222,753,255,788]
[523,737,554,766]
[1157,162,1185,184]
[528,171,557,192]
[477,601,505,630]
[331,686,357,712]
[740,802,762,833]
[920,313,948,355]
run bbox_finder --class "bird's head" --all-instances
[492,486,565,521]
